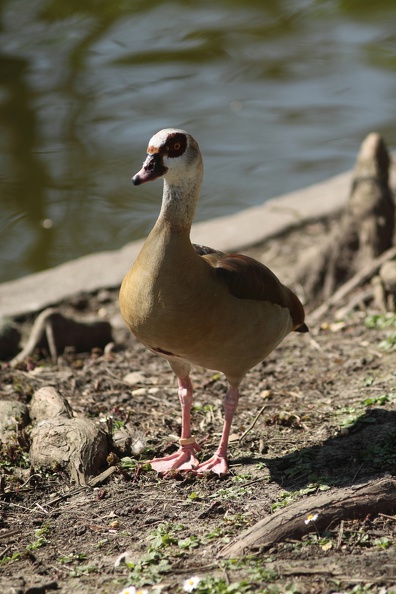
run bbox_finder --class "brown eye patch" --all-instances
[166,132,187,158]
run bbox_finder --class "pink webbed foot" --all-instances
[149,442,201,474]
[196,453,228,476]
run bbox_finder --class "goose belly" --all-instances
[135,295,293,384]
[181,299,294,381]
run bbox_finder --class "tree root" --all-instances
[10,307,113,366]
[295,133,394,307]
[309,245,396,323]
[219,477,396,558]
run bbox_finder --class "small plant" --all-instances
[365,313,396,330]
[302,532,333,549]
[187,491,203,501]
[60,553,88,564]
[208,484,253,501]
[271,490,295,511]
[148,523,184,550]
[125,550,173,587]
[374,536,393,549]
[0,552,21,565]
[120,457,137,470]
[203,526,225,541]
[255,461,266,470]
[361,393,395,407]
[27,525,51,550]
[177,535,200,550]
[365,313,396,352]
[271,483,321,512]
[121,524,185,587]
[335,405,369,431]
[70,564,97,577]
[192,575,253,593]
[228,558,277,583]
[379,333,396,352]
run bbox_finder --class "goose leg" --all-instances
[149,376,201,473]
[196,385,239,476]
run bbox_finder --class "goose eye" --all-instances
[166,134,187,158]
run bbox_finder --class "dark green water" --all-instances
[1,0,396,282]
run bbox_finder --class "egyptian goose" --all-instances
[120,128,308,475]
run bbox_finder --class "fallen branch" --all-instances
[219,477,396,558]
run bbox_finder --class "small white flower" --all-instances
[183,576,201,592]
[304,513,319,525]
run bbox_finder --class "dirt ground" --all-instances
[2,218,396,594]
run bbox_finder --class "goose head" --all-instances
[132,128,203,188]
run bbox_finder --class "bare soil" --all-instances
[1,219,396,594]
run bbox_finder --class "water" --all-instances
[1,0,396,283]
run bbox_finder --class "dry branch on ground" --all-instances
[220,478,396,557]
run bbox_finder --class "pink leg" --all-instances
[149,376,201,474]
[196,385,240,476]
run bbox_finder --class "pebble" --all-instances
[131,387,146,396]
[123,371,146,385]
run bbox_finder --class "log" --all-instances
[30,416,109,485]
[219,477,396,558]
[28,387,108,485]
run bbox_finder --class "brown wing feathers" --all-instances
[193,245,308,333]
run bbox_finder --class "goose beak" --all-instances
[132,153,167,186]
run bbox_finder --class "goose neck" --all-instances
[158,176,201,231]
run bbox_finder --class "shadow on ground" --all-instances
[234,408,396,491]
